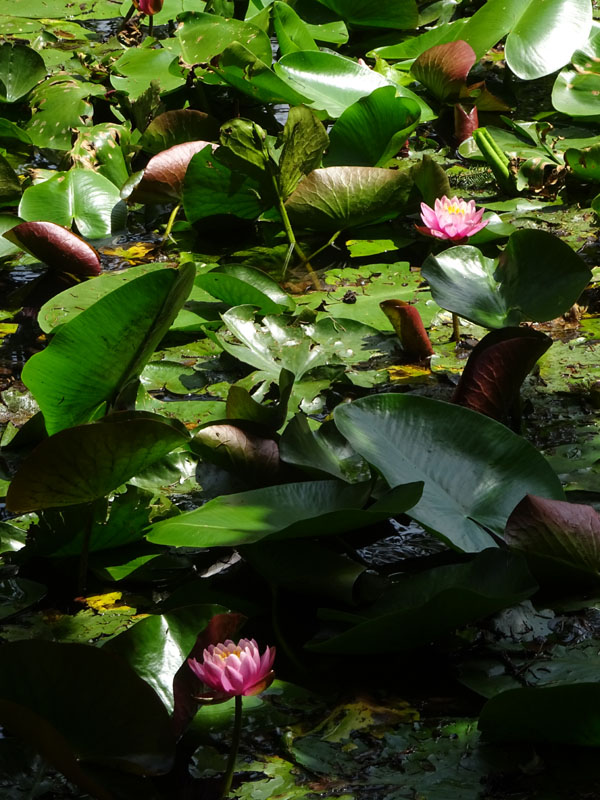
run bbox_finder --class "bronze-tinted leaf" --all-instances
[128,140,217,204]
[193,423,281,484]
[505,494,600,575]
[452,327,551,426]
[141,109,220,154]
[380,299,434,361]
[4,221,101,276]
[412,40,477,102]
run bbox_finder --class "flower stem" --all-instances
[221,695,243,799]
[147,14,153,37]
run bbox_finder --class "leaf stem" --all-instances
[304,230,341,265]
[270,172,321,289]
[451,312,461,342]
[220,695,243,800]
[472,128,518,196]
[162,202,181,243]
[119,3,136,28]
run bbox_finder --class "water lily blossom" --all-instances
[136,0,163,14]
[188,638,276,700]
[416,195,488,242]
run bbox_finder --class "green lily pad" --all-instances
[325,86,420,167]
[6,412,189,513]
[285,166,413,231]
[334,394,565,552]
[421,230,591,329]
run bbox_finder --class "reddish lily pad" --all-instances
[505,494,600,576]
[452,327,552,426]
[4,221,101,276]
[126,140,217,204]
[412,40,477,102]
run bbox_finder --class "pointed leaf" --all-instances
[334,394,565,552]
[22,265,195,434]
[6,412,189,512]
[325,86,420,167]
[505,494,600,576]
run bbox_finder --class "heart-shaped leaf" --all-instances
[19,169,125,239]
[334,394,565,552]
[421,230,591,329]
[285,166,413,231]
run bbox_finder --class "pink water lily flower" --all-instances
[416,195,488,242]
[188,638,276,700]
[136,0,163,15]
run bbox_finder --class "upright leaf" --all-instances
[22,265,195,434]
[279,105,329,200]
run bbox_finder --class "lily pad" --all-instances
[421,230,591,329]
[334,394,565,552]
[285,166,413,231]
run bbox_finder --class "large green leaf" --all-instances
[110,48,185,100]
[314,0,418,29]
[552,24,600,115]
[174,11,272,65]
[0,640,174,778]
[146,480,422,548]
[6,412,189,512]
[452,0,591,79]
[0,43,45,102]
[421,230,592,329]
[285,166,413,231]
[334,394,565,552]
[105,604,228,713]
[18,169,125,239]
[25,79,103,150]
[274,51,392,118]
[183,145,270,223]
[308,550,537,653]
[22,265,195,435]
[504,0,592,81]
[196,265,295,313]
[273,1,319,55]
[325,86,420,167]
